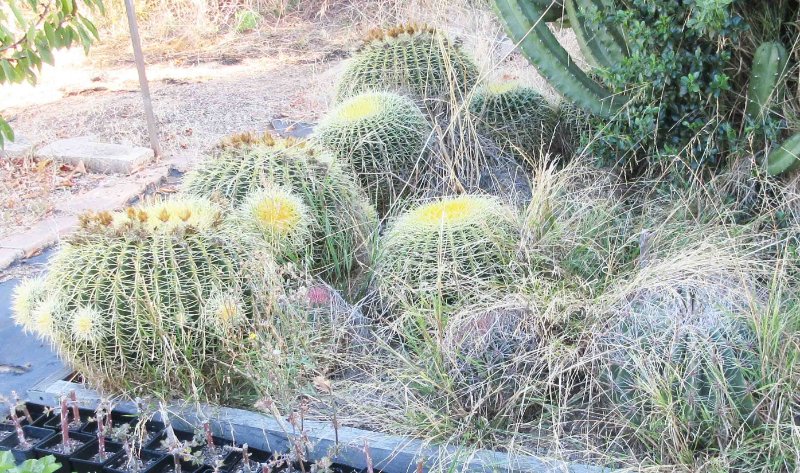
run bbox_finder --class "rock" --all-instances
[37,137,154,174]
[0,136,35,159]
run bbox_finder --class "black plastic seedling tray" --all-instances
[142,429,195,454]
[71,440,124,473]
[8,401,388,473]
[35,431,96,473]
[104,449,168,473]
[43,408,94,433]
[0,425,57,463]
[82,412,138,435]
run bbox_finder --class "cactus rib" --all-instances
[766,132,800,176]
[746,41,788,121]
[565,0,613,69]
[493,0,626,117]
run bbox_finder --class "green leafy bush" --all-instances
[0,451,60,473]
[0,0,104,146]
[584,0,748,178]
[234,9,260,32]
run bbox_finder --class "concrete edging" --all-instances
[26,375,611,473]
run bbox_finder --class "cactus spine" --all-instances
[183,135,377,287]
[746,41,788,121]
[605,311,759,449]
[493,0,627,117]
[14,197,280,396]
[469,83,558,161]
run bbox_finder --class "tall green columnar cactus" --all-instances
[493,0,627,117]
[12,198,279,397]
[183,133,377,287]
[564,0,627,70]
[334,24,480,107]
[314,92,432,214]
[745,41,788,122]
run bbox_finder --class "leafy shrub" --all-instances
[234,9,260,32]
[0,451,60,473]
[583,0,748,178]
[0,0,104,146]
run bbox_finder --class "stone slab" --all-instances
[37,137,154,174]
[0,248,23,271]
[0,135,35,159]
[28,378,613,473]
[0,215,76,253]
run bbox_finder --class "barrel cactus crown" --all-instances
[315,92,432,213]
[12,197,279,397]
[183,134,377,287]
[335,24,480,106]
[232,186,312,262]
[375,195,521,317]
[469,82,558,162]
[603,286,761,451]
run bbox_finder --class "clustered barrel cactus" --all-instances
[315,92,432,213]
[12,197,280,396]
[183,133,377,286]
[375,195,521,320]
[334,24,480,108]
[469,83,558,162]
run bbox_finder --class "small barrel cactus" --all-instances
[232,187,312,263]
[12,197,280,397]
[442,296,547,422]
[314,92,432,213]
[375,195,521,322]
[183,133,377,288]
[602,287,761,452]
[469,82,558,162]
[552,100,594,158]
[335,24,480,108]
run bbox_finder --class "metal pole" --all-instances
[123,0,161,157]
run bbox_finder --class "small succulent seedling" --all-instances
[2,395,30,449]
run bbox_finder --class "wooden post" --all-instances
[123,0,161,157]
